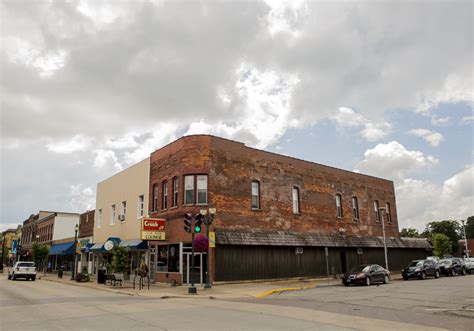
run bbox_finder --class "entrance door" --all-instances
[182,253,205,285]
[149,246,155,280]
[340,251,347,274]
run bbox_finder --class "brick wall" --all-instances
[79,210,95,238]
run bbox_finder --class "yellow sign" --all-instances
[141,231,166,241]
[209,231,215,248]
[76,242,81,254]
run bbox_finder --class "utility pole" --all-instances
[379,207,389,271]
[461,220,469,258]
[201,208,215,289]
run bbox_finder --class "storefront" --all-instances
[48,241,75,271]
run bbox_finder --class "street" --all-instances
[1,274,471,330]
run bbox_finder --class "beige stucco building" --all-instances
[91,157,150,277]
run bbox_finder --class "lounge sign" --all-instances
[141,218,166,240]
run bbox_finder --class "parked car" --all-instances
[438,258,466,276]
[402,259,439,280]
[7,261,36,281]
[342,264,390,286]
[426,256,440,265]
[463,257,474,274]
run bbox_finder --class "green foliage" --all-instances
[2,247,10,265]
[422,220,460,253]
[109,246,130,274]
[432,233,452,258]
[75,272,90,282]
[400,228,422,238]
[464,216,474,239]
[31,243,49,271]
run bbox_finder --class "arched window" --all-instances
[152,184,158,211]
[251,181,260,209]
[336,194,343,218]
[352,196,359,220]
[374,200,380,222]
[386,203,392,223]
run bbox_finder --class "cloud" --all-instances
[431,115,451,126]
[46,134,93,154]
[331,107,391,142]
[93,149,123,172]
[396,165,474,230]
[408,128,444,147]
[355,141,438,180]
[0,223,21,232]
[66,184,95,212]
[461,116,474,124]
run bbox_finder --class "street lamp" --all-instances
[71,224,79,280]
[461,220,469,258]
[200,208,216,289]
[379,207,389,271]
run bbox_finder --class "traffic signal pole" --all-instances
[189,230,196,294]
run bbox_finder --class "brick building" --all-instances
[146,135,430,284]
[78,210,95,273]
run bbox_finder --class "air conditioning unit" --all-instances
[118,215,125,222]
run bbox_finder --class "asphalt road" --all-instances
[249,274,474,330]
[0,273,469,330]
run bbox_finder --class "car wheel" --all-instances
[421,272,427,280]
[7,274,11,280]
[435,270,440,278]
[403,275,408,280]
[343,281,349,287]
[383,275,389,284]
[365,277,371,286]
[451,269,456,277]
[32,277,36,281]
[461,268,466,276]
[12,273,16,281]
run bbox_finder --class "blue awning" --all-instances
[89,237,121,253]
[49,242,75,256]
[84,243,94,253]
[119,240,148,251]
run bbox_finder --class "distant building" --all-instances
[78,209,95,273]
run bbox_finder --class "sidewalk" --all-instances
[37,273,342,299]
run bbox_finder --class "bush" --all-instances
[75,272,90,282]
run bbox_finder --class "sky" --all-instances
[1,0,473,232]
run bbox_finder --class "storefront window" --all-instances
[168,244,180,272]
[157,246,168,272]
[156,244,180,273]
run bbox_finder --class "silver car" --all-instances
[463,257,474,274]
[8,261,37,281]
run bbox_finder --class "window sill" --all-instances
[161,209,168,212]
[337,217,344,220]
[251,208,261,211]
[196,203,208,206]
[169,206,178,210]
[293,213,301,216]
[353,218,360,222]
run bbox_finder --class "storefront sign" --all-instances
[209,231,215,248]
[141,218,166,241]
[104,240,115,251]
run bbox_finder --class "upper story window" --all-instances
[110,205,115,225]
[152,184,158,212]
[292,186,300,214]
[120,201,126,222]
[352,196,360,220]
[386,203,392,223]
[138,195,144,217]
[374,200,380,222]
[184,174,208,205]
[172,177,179,207]
[197,175,208,204]
[251,181,260,209]
[336,194,343,218]
[184,175,194,205]
[97,209,102,227]
[162,181,168,210]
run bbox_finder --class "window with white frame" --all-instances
[172,177,179,207]
[386,202,392,223]
[336,194,343,218]
[374,200,380,222]
[138,195,144,217]
[110,205,115,225]
[352,196,359,220]
[120,201,126,221]
[292,186,300,214]
[197,175,208,204]
[162,181,168,210]
[252,181,260,209]
[97,209,102,227]
[184,175,194,205]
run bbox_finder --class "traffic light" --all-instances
[184,213,192,233]
[194,213,202,233]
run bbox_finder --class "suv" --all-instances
[402,259,440,280]
[438,258,466,276]
[8,261,36,281]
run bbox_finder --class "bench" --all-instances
[104,273,122,286]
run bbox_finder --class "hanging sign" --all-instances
[141,218,166,240]
[209,231,216,248]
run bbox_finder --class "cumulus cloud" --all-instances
[93,149,123,172]
[397,166,474,230]
[355,141,438,180]
[330,107,391,142]
[431,115,451,126]
[461,116,474,124]
[408,128,444,147]
[66,184,96,212]
[46,134,93,154]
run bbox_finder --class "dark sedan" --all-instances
[402,259,439,280]
[342,264,390,286]
[438,258,466,276]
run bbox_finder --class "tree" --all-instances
[400,228,422,238]
[31,242,49,275]
[109,246,130,274]
[431,233,452,258]
[422,220,460,253]
[463,216,474,239]
[2,247,10,266]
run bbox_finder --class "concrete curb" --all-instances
[254,285,314,298]
[40,276,137,296]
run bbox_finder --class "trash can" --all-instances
[98,269,106,284]
[58,268,63,278]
